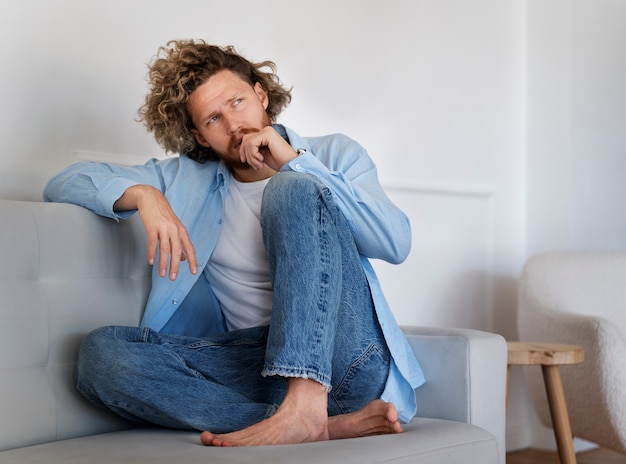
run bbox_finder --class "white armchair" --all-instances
[518,252,626,454]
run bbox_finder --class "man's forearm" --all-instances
[114,184,152,212]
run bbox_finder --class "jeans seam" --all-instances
[313,194,331,374]
[331,343,385,413]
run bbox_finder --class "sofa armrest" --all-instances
[402,326,507,464]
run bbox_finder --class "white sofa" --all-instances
[518,252,626,455]
[0,199,507,463]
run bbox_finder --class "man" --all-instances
[44,39,424,446]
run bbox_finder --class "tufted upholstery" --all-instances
[0,200,150,448]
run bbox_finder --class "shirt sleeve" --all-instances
[43,158,174,221]
[281,134,411,264]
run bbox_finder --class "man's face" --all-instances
[187,69,271,169]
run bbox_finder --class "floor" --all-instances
[507,448,626,464]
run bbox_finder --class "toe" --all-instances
[200,431,214,446]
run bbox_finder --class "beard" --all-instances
[222,158,253,172]
[221,113,273,171]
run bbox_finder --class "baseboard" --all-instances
[506,421,533,452]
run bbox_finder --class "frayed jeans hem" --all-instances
[262,366,332,392]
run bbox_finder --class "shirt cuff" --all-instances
[95,177,141,221]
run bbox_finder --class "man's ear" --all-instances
[190,128,210,148]
[254,82,269,110]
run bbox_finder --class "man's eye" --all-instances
[208,115,219,125]
[233,98,242,106]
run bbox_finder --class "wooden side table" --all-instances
[507,342,584,464]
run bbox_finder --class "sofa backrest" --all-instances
[0,200,151,451]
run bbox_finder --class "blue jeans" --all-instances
[77,172,390,432]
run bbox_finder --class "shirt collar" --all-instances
[273,123,290,143]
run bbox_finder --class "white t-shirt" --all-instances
[204,176,273,330]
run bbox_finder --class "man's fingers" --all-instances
[136,188,196,280]
[240,145,264,170]
[168,237,183,281]
[147,234,158,267]
[158,238,171,278]
[181,236,198,275]
[150,230,197,280]
[239,127,297,172]
[239,131,268,170]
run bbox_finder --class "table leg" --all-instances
[541,365,577,464]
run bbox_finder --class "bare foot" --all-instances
[200,397,402,447]
[328,400,403,440]
[201,378,329,447]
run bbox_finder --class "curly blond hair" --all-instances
[138,39,292,162]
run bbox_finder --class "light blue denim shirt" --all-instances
[43,124,425,422]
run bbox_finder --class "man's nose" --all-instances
[224,114,241,134]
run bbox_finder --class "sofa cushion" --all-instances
[0,201,150,451]
[0,418,499,464]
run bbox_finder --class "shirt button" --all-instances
[172,299,179,305]
[295,163,302,170]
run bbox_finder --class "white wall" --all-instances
[527,0,626,255]
[526,0,626,450]
[6,0,623,453]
